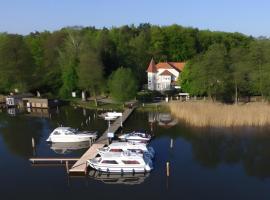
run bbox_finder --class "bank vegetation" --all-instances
[169,101,270,127]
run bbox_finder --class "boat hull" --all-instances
[47,136,94,143]
[88,162,152,173]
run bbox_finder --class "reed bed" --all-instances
[168,101,270,127]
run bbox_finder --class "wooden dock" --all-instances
[29,157,79,163]
[68,107,135,174]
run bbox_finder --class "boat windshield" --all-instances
[65,128,77,135]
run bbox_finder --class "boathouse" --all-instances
[22,98,60,108]
[6,93,33,107]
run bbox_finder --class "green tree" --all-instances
[78,49,104,106]
[229,47,251,103]
[108,67,138,102]
[59,30,82,97]
[180,44,230,101]
[248,40,270,99]
[0,34,34,93]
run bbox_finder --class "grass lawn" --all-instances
[70,98,124,111]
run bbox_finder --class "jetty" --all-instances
[29,104,136,175]
[68,107,135,174]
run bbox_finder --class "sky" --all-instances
[0,0,269,36]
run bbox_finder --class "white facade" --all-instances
[147,72,156,91]
[148,68,180,91]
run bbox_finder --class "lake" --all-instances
[1,106,270,200]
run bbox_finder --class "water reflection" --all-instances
[0,106,107,158]
[0,114,43,157]
[148,112,178,128]
[181,127,270,178]
[88,170,150,185]
[7,107,25,116]
[49,141,91,154]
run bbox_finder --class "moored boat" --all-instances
[46,127,97,143]
[87,152,153,173]
[97,142,155,159]
[118,131,151,143]
[99,112,122,121]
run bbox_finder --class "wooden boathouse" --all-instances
[22,98,60,108]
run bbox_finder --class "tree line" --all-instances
[0,24,254,101]
[180,39,270,102]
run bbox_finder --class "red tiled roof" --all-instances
[156,62,174,69]
[160,70,174,76]
[169,62,185,71]
[146,59,185,73]
[146,58,157,73]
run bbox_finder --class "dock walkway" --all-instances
[68,107,135,174]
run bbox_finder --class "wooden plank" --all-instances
[69,143,105,173]
[29,158,79,162]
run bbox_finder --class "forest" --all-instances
[0,23,263,102]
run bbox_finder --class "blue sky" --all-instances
[0,0,269,36]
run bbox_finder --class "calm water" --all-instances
[1,106,270,200]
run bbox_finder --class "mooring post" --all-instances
[120,116,123,127]
[85,161,88,175]
[31,137,35,148]
[170,139,173,149]
[31,137,36,156]
[166,162,170,177]
[89,138,92,146]
[65,161,69,174]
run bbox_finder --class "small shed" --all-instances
[178,93,190,101]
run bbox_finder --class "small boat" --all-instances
[46,127,97,143]
[104,116,117,121]
[97,142,155,159]
[87,152,153,173]
[118,131,151,143]
[99,112,122,120]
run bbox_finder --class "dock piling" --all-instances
[166,162,170,177]
[31,137,35,148]
[84,161,88,175]
[170,139,173,149]
[65,161,69,174]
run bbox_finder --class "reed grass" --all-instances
[168,101,270,127]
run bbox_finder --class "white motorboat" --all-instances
[46,127,97,143]
[104,116,117,121]
[87,152,153,173]
[118,131,151,143]
[97,142,155,159]
[100,112,122,121]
